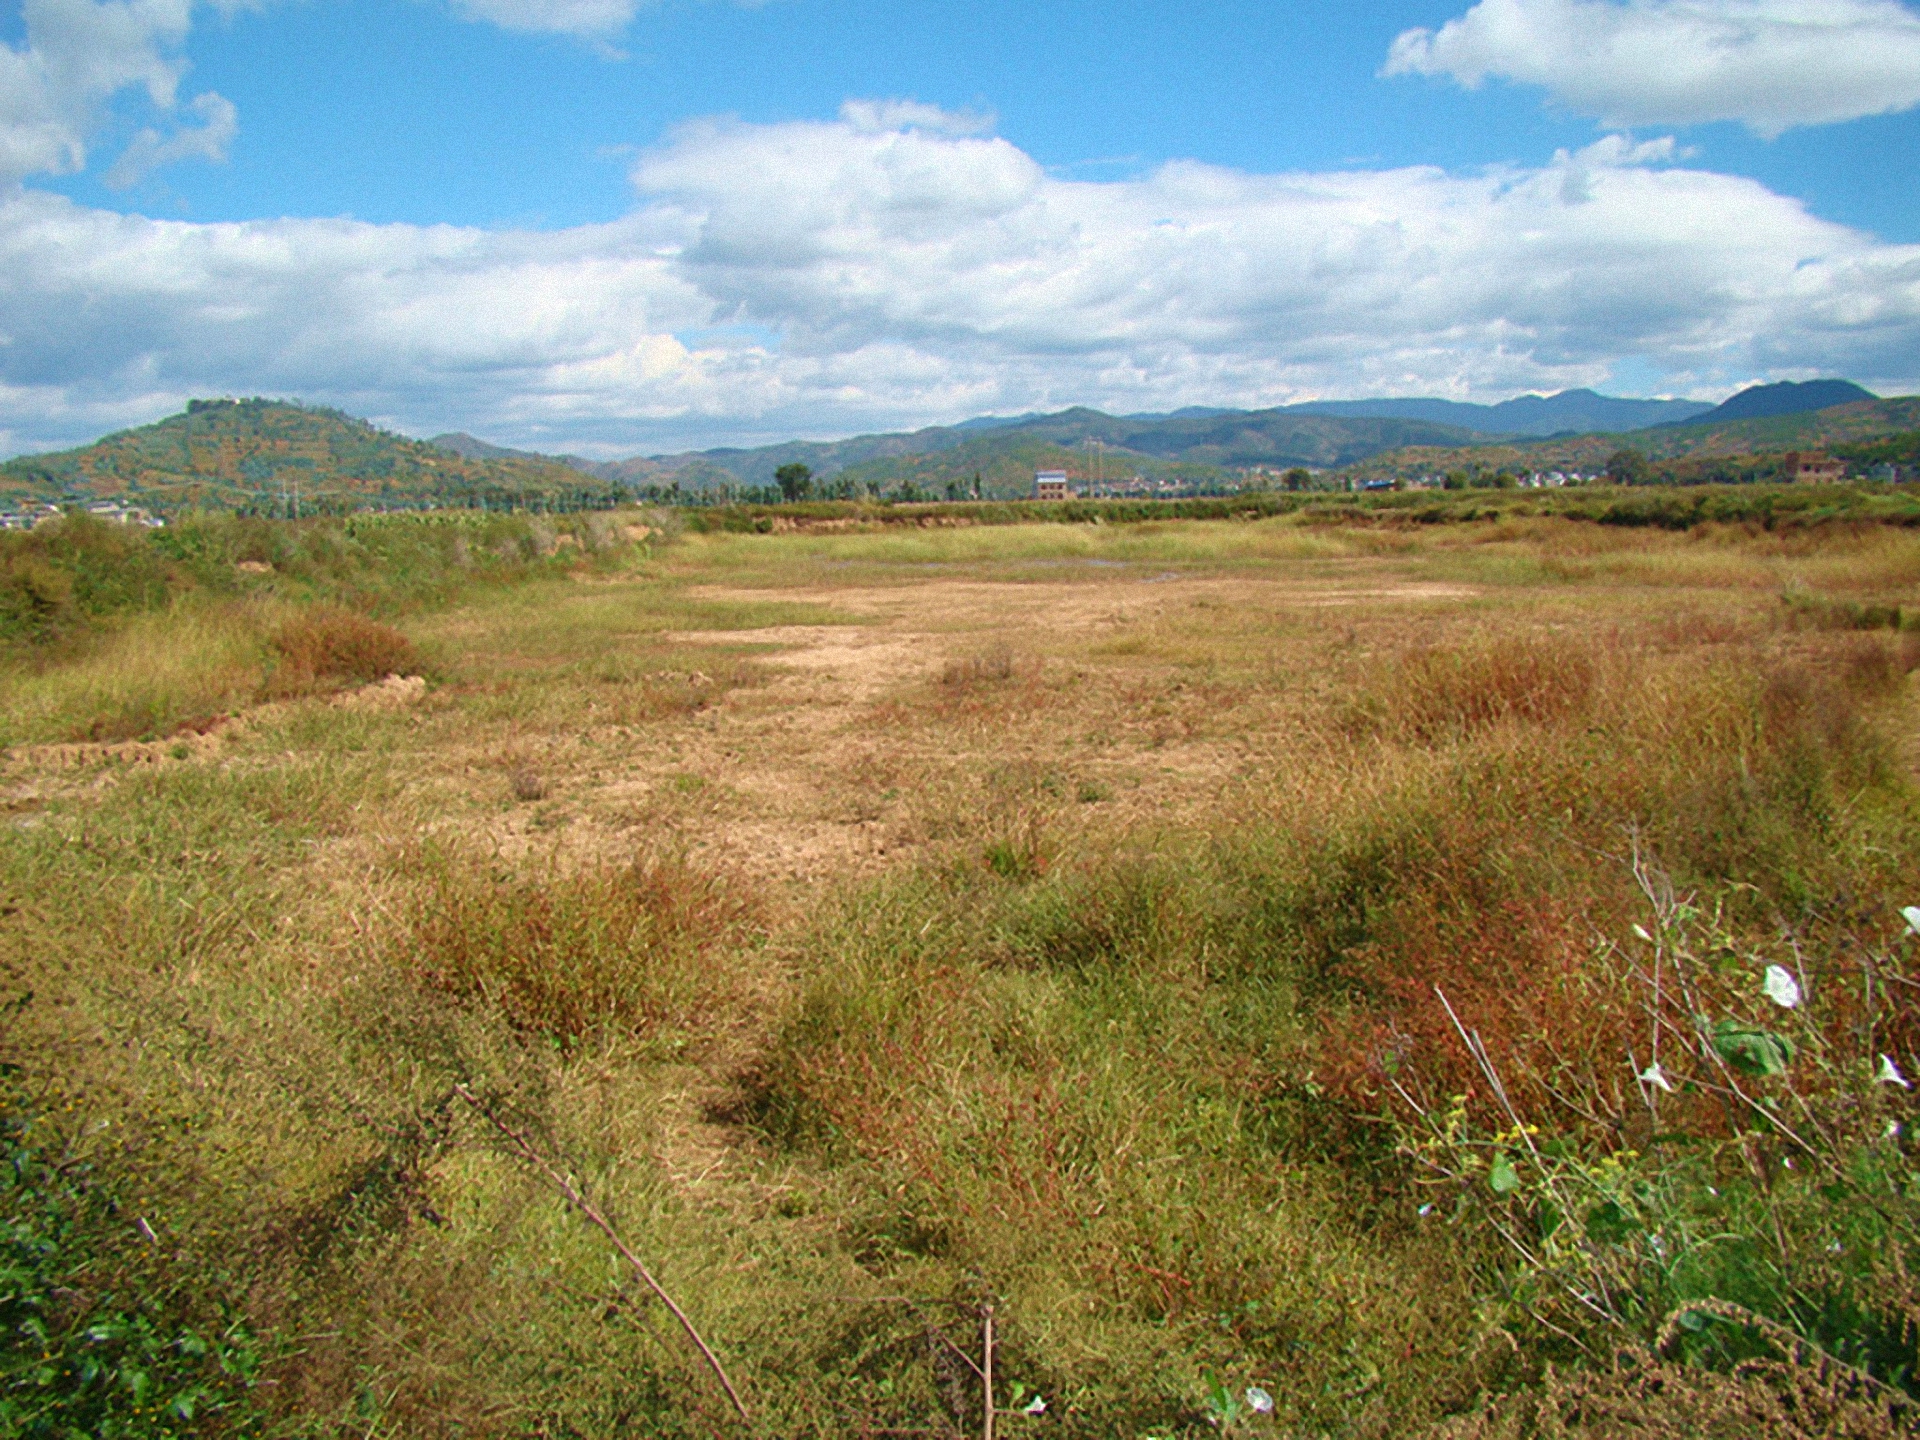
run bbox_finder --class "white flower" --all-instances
[1878,1054,1911,1089]
[1022,1395,1046,1416]
[1763,965,1801,1009]
[1245,1386,1274,1415]
[1417,1202,1434,1217]
[1638,1062,1675,1093]
[1903,906,1920,936]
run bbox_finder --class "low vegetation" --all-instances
[2,495,1917,1436]
[0,508,660,743]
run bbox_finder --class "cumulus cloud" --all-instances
[1,104,1917,455]
[1385,0,1920,136]
[0,0,247,185]
[447,0,640,36]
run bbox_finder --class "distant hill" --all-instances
[443,393,1731,493]
[580,404,1495,494]
[1679,379,1878,425]
[1357,395,1920,479]
[429,431,594,470]
[1,400,622,514]
[1291,389,1712,435]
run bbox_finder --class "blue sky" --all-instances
[3,0,1919,457]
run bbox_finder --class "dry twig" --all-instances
[452,1083,750,1422]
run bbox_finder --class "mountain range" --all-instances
[432,380,1879,492]
[1287,389,1712,435]
[1355,392,1920,480]
[2,380,1902,516]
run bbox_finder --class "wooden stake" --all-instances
[981,1303,995,1440]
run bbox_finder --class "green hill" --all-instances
[604,404,1490,492]
[0,399,625,515]
[1357,395,1920,479]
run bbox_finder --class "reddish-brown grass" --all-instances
[400,849,760,1047]
[269,607,417,694]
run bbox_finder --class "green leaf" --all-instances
[1538,1199,1562,1241]
[1488,1155,1521,1194]
[1711,1019,1794,1077]
[1584,1201,1642,1245]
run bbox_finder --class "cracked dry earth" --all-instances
[437,568,1481,898]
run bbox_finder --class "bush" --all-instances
[0,517,178,646]
[267,608,416,693]
[0,556,76,644]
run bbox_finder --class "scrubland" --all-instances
[3,502,1919,1437]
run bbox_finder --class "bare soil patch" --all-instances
[449,571,1481,890]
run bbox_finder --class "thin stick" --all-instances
[981,1304,995,1440]
[453,1084,750,1423]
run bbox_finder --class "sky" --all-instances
[2,0,1918,459]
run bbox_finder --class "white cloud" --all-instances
[103,89,236,187]
[1385,0,1920,136]
[838,98,996,136]
[447,0,640,36]
[1,104,1917,456]
[0,0,250,185]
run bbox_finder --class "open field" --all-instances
[4,507,1920,1437]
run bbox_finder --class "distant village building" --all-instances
[0,500,163,531]
[1034,470,1071,501]
[1785,451,1846,484]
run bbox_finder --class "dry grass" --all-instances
[1350,632,1604,743]
[267,606,418,693]
[397,845,762,1049]
[4,510,1920,1436]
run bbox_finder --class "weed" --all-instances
[0,1097,264,1438]
[943,647,1018,688]
[267,607,417,694]
[507,768,548,802]
[1350,633,1601,743]
[397,847,760,1050]
[6,510,1920,1436]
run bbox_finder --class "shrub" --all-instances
[0,517,178,646]
[0,556,76,644]
[267,608,416,693]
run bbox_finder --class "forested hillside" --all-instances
[1360,395,1920,479]
[1,399,626,514]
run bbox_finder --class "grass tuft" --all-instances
[396,847,760,1049]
